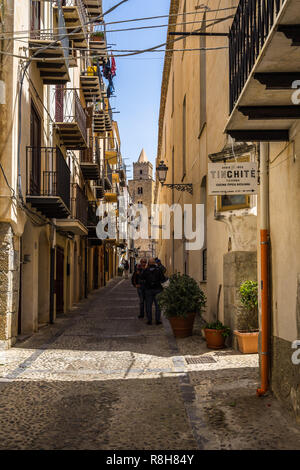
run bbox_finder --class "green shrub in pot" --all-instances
[158,273,206,318]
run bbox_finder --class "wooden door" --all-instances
[56,246,64,314]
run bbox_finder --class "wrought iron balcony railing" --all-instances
[54,87,87,147]
[229,0,287,112]
[80,136,100,165]
[87,201,98,226]
[71,183,88,226]
[105,161,113,187]
[26,146,71,216]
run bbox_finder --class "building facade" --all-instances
[155,0,300,422]
[0,0,128,348]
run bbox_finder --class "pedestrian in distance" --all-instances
[131,258,147,319]
[122,258,129,279]
[141,258,166,325]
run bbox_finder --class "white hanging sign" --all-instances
[208,162,258,195]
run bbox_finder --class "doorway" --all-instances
[56,246,64,314]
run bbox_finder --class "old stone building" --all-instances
[128,149,155,259]
[0,0,128,348]
[155,0,300,422]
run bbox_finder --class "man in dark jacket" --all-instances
[141,258,166,325]
[131,258,147,318]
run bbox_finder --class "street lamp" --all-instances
[156,160,193,195]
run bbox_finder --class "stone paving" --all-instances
[0,278,299,450]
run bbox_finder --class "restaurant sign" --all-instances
[208,162,258,195]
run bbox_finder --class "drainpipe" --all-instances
[257,142,269,396]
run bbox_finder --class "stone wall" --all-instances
[0,223,20,349]
[271,336,300,423]
[223,251,257,348]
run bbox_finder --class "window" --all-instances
[30,1,41,39]
[182,95,186,179]
[137,187,143,194]
[216,155,251,211]
[140,169,143,175]
[217,195,251,212]
[137,201,143,208]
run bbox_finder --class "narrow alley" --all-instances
[0,279,299,451]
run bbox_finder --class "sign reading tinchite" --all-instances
[208,162,258,195]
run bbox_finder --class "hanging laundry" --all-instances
[107,77,115,98]
[103,58,111,80]
[111,54,116,78]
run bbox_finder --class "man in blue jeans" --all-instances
[141,258,166,325]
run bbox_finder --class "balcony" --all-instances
[226,0,300,142]
[104,161,113,189]
[56,183,88,235]
[29,4,70,85]
[94,179,104,199]
[54,87,87,149]
[80,65,102,104]
[82,0,103,18]
[89,29,107,63]
[87,201,102,245]
[26,147,70,218]
[54,0,88,49]
[80,136,101,180]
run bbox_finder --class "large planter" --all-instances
[168,313,196,338]
[204,328,226,349]
[234,330,259,354]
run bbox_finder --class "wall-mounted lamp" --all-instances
[156,160,193,195]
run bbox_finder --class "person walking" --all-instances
[142,258,166,325]
[122,258,129,279]
[131,258,147,318]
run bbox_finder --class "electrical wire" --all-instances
[0,14,231,61]
[0,15,234,41]
[0,6,238,38]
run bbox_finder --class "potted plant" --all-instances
[158,273,206,338]
[90,31,104,42]
[204,320,231,349]
[234,280,259,353]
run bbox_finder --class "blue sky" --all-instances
[103,0,170,179]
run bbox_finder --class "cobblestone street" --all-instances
[0,279,299,450]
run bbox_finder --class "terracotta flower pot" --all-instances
[204,328,226,349]
[234,330,259,354]
[168,313,196,338]
[91,34,104,42]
